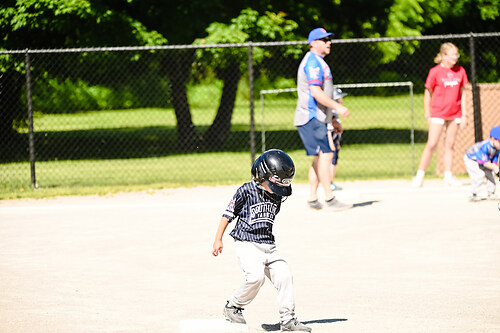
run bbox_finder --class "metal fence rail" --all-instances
[260,81,415,171]
[1,33,499,192]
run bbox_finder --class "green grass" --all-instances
[1,153,253,199]
[1,93,436,200]
[1,145,434,200]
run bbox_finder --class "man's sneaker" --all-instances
[444,175,462,186]
[487,192,498,200]
[331,183,343,191]
[281,318,312,332]
[411,176,423,187]
[325,197,353,211]
[307,200,323,210]
[469,193,481,202]
[223,301,246,324]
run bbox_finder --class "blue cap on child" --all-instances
[490,126,500,140]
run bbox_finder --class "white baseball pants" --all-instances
[464,154,497,195]
[229,240,296,323]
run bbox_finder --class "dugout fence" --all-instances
[1,33,499,195]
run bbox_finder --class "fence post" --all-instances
[248,42,256,163]
[25,50,38,189]
[469,33,482,141]
[409,82,415,176]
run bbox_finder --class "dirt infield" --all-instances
[1,180,499,333]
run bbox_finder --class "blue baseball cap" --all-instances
[490,126,500,140]
[308,28,334,44]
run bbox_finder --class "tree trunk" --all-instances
[203,62,241,148]
[0,70,23,152]
[163,52,200,151]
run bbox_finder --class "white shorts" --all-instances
[429,117,461,125]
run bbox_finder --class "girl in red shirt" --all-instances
[412,42,469,187]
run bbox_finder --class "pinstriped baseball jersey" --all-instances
[223,181,282,244]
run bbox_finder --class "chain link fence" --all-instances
[1,33,499,193]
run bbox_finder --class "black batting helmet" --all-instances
[251,149,295,196]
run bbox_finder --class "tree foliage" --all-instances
[190,9,300,147]
[1,0,499,147]
[194,9,300,69]
[2,0,498,51]
[0,0,167,49]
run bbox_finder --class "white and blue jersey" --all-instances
[223,181,282,244]
[294,51,334,126]
[465,140,500,165]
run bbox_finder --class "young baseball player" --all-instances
[464,126,500,201]
[212,149,312,332]
[326,87,347,191]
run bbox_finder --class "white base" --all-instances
[178,319,248,333]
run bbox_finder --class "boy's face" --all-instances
[261,181,274,194]
[491,137,500,149]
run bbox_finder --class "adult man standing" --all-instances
[294,28,352,210]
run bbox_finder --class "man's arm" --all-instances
[310,85,349,117]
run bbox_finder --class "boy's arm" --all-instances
[327,130,335,151]
[212,217,230,256]
[483,161,499,175]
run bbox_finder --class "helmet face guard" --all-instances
[252,149,295,196]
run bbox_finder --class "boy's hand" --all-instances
[212,240,223,256]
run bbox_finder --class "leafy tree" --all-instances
[1,0,499,149]
[0,0,166,143]
[0,0,166,49]
[260,0,499,63]
[193,9,300,147]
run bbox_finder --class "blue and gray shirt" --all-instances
[294,51,334,126]
[465,140,500,165]
[223,181,282,244]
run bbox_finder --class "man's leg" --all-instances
[317,151,334,201]
[310,151,343,202]
[308,157,320,202]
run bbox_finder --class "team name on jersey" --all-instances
[249,202,278,224]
